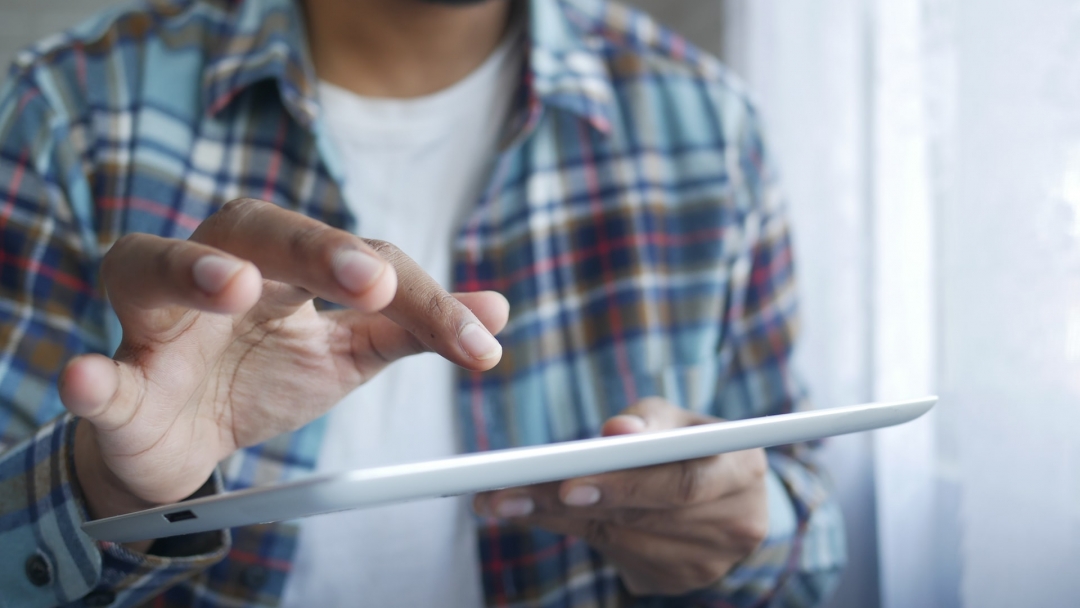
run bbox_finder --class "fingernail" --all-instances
[333,249,385,294]
[564,485,601,507]
[459,323,502,361]
[192,255,244,294]
[495,497,534,518]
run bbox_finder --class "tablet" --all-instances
[82,396,935,543]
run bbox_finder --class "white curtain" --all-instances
[724,0,1080,607]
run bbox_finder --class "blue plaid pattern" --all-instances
[0,0,846,606]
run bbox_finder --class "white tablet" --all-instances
[82,396,935,543]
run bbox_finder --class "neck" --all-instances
[303,0,513,98]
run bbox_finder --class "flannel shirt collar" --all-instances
[201,0,616,136]
[202,0,320,128]
[525,0,616,134]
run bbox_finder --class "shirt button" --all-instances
[240,565,268,590]
[83,589,116,606]
[24,553,51,587]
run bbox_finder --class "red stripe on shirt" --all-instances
[575,123,636,403]
[97,196,204,231]
[0,252,95,294]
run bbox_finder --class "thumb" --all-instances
[59,353,140,430]
[600,396,700,436]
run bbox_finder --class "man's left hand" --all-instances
[474,398,771,596]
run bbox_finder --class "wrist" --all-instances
[73,418,159,521]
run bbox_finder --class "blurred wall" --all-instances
[622,0,723,57]
[0,0,119,71]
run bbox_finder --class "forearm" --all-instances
[73,419,160,554]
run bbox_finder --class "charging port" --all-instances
[164,510,197,523]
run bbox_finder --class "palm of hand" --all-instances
[93,288,369,505]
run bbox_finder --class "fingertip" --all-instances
[192,255,244,295]
[353,263,398,313]
[333,249,399,312]
[483,290,510,311]
[459,323,503,365]
[59,355,119,419]
[493,495,534,518]
[189,255,263,314]
[561,483,602,507]
[215,262,263,313]
[332,249,381,291]
[454,291,511,336]
[485,291,510,333]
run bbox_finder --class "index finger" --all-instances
[194,198,504,370]
[192,198,397,311]
[366,240,505,367]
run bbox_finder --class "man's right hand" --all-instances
[59,198,509,529]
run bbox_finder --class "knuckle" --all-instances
[364,239,399,258]
[620,574,655,597]
[611,508,650,528]
[732,513,770,551]
[102,234,140,274]
[218,197,264,218]
[109,232,143,253]
[156,240,188,278]
[686,561,728,591]
[196,198,263,242]
[102,234,161,284]
[584,519,612,547]
[617,474,643,505]
[426,290,461,323]
[287,223,328,261]
[745,449,769,481]
[364,239,406,269]
[675,460,705,506]
[637,396,670,414]
[621,564,714,597]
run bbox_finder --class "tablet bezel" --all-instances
[82,396,936,543]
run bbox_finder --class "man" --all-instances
[0,0,846,606]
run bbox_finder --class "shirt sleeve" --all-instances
[0,68,228,608]
[691,101,847,606]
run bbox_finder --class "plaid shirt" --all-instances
[0,0,846,606]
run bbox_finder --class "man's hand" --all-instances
[474,398,769,596]
[60,198,509,529]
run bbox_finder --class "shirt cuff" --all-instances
[0,414,229,608]
[699,450,846,606]
[708,466,799,603]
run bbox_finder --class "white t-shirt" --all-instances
[279,31,522,608]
